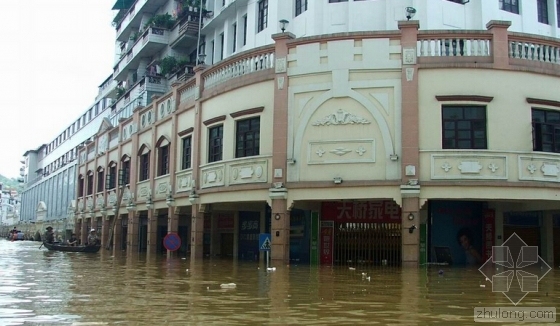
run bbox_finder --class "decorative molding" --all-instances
[275,57,287,73]
[405,68,414,81]
[519,156,560,182]
[229,160,268,185]
[312,109,370,126]
[277,76,285,90]
[402,48,417,65]
[526,98,560,108]
[309,140,375,164]
[432,154,507,180]
[230,107,264,119]
[203,115,227,126]
[178,127,194,137]
[435,95,494,103]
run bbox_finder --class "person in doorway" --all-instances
[67,233,79,246]
[44,226,55,244]
[87,229,99,247]
[456,227,483,266]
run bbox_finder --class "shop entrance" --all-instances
[333,222,401,266]
[221,233,234,257]
[321,200,402,267]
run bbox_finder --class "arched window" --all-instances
[156,136,170,176]
[96,166,105,193]
[107,161,117,189]
[86,171,94,195]
[121,155,131,185]
[78,174,85,197]
[137,145,151,181]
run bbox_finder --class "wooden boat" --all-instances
[43,242,101,253]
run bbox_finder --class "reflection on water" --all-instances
[0,239,558,325]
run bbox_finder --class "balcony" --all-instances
[113,27,170,81]
[109,74,167,127]
[169,9,201,51]
[203,0,249,32]
[115,0,168,43]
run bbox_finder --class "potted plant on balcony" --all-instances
[144,13,176,31]
[116,86,126,98]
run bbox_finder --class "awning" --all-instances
[112,0,134,10]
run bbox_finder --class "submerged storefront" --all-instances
[320,200,402,267]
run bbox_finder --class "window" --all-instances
[236,117,260,158]
[232,23,237,53]
[78,176,85,197]
[208,125,224,163]
[442,106,487,149]
[499,0,519,14]
[537,0,549,24]
[329,0,348,2]
[220,33,225,60]
[296,0,308,16]
[532,108,560,152]
[257,0,268,32]
[122,160,131,185]
[108,165,117,189]
[139,152,150,181]
[211,41,215,64]
[97,168,104,193]
[87,173,94,195]
[182,136,192,170]
[158,144,170,176]
[557,0,560,27]
[243,15,247,46]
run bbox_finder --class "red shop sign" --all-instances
[320,221,334,265]
[321,200,401,223]
[483,209,495,261]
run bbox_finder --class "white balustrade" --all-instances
[417,37,491,57]
[203,51,275,89]
[179,84,196,104]
[509,40,560,65]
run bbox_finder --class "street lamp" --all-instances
[279,19,289,33]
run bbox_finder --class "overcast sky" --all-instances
[0,0,116,178]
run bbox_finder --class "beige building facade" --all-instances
[75,20,560,267]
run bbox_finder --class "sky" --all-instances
[0,0,117,178]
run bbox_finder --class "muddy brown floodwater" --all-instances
[0,239,558,325]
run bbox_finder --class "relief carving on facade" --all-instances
[541,163,559,177]
[309,141,375,164]
[108,191,117,206]
[86,197,94,209]
[96,194,105,208]
[157,182,169,194]
[432,155,507,180]
[312,109,370,126]
[519,156,560,182]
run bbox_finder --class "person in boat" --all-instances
[10,227,18,241]
[86,229,99,247]
[44,226,55,244]
[67,233,79,246]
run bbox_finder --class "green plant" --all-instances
[129,32,138,42]
[116,86,126,98]
[144,13,176,30]
[159,56,178,76]
[182,0,205,9]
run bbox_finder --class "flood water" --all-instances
[0,239,558,325]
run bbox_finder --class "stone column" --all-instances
[127,211,140,254]
[189,64,206,261]
[113,214,122,251]
[167,207,179,257]
[486,20,511,70]
[398,20,420,267]
[269,32,295,264]
[147,209,157,254]
[101,214,110,247]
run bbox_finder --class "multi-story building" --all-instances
[19,76,116,240]
[69,0,560,268]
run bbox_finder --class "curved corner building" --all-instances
[73,0,560,267]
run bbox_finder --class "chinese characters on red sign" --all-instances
[483,209,495,261]
[320,221,334,265]
[321,200,401,223]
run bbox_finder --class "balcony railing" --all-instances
[509,34,560,65]
[417,32,492,57]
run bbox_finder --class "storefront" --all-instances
[320,200,402,267]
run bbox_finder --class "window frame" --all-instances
[441,105,488,150]
[537,0,549,24]
[96,168,104,193]
[139,152,150,181]
[532,108,560,153]
[157,144,170,176]
[235,117,261,158]
[181,136,193,170]
[257,0,268,33]
[499,0,519,14]
[86,172,94,195]
[295,0,308,16]
[208,125,224,163]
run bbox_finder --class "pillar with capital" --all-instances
[147,208,157,255]
[127,210,140,254]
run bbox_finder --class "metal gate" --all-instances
[333,222,401,267]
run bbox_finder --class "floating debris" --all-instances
[267,267,276,272]
[220,283,237,289]
[349,267,356,271]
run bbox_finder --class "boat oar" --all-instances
[39,242,44,249]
